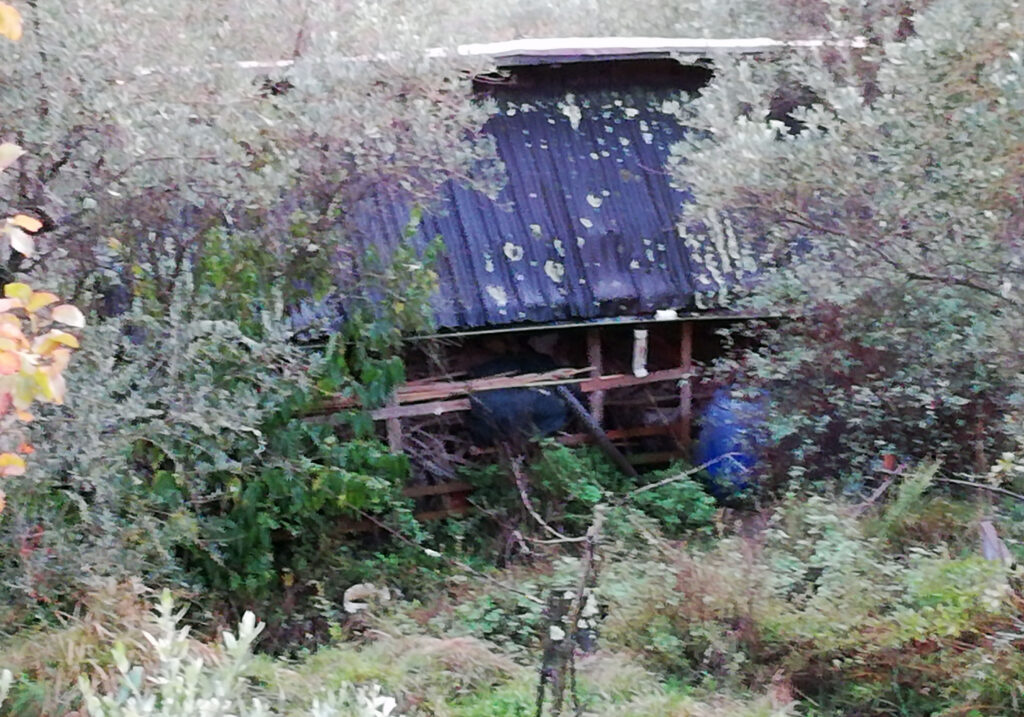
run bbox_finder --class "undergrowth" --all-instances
[5,478,1023,716]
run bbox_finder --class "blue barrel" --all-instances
[694,388,764,496]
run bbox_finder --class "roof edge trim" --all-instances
[135,36,868,77]
[445,35,868,62]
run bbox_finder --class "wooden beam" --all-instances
[586,329,605,427]
[557,385,638,478]
[674,322,694,448]
[578,367,688,393]
[370,398,472,420]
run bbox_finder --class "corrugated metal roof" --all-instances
[353,84,730,330]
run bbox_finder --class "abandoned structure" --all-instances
[327,39,770,490]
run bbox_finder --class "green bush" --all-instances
[458,444,717,541]
[673,0,1024,485]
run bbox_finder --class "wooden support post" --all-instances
[676,322,694,448]
[586,329,604,427]
[385,392,403,453]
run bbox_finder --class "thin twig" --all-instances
[618,453,740,504]
[851,476,895,516]
[939,477,1024,503]
[511,456,583,543]
[873,468,1024,504]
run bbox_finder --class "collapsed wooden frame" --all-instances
[310,322,697,456]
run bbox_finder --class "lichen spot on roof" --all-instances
[660,99,682,115]
[544,260,565,283]
[579,217,594,229]
[529,223,543,238]
[559,93,582,130]
[486,285,509,307]
[586,193,603,209]
[623,107,639,119]
[503,242,525,261]
[553,238,566,257]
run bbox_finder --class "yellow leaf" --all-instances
[0,3,22,42]
[51,304,85,328]
[15,409,33,422]
[0,142,23,172]
[33,368,54,401]
[8,227,33,256]
[45,371,64,404]
[0,453,26,477]
[26,291,58,313]
[10,214,42,233]
[33,329,80,354]
[4,283,32,303]
[0,350,19,375]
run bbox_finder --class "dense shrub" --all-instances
[600,491,1024,713]
[673,0,1024,486]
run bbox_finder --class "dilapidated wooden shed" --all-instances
[328,39,778,484]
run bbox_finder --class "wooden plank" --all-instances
[370,398,472,420]
[315,367,686,420]
[318,367,591,412]
[586,329,605,426]
[385,393,403,453]
[578,367,688,393]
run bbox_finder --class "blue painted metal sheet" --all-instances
[354,87,713,329]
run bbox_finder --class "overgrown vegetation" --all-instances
[3,0,1024,715]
